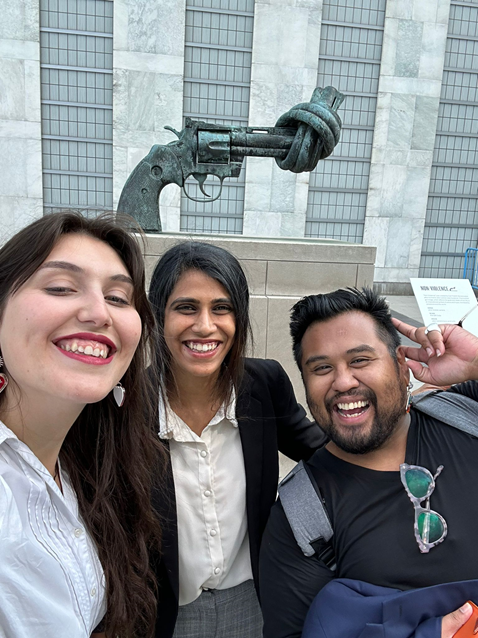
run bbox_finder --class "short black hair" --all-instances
[290,287,401,370]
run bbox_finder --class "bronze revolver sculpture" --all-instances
[117,86,344,232]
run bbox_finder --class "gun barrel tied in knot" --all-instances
[117,86,344,232]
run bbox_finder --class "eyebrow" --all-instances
[40,261,83,273]
[39,261,134,286]
[347,345,376,355]
[110,274,134,286]
[305,344,376,366]
[170,296,231,305]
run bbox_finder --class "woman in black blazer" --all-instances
[148,242,325,638]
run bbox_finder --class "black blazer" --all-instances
[151,358,325,638]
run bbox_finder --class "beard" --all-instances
[307,383,407,455]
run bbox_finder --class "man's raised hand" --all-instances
[392,318,478,386]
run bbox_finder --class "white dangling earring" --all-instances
[405,381,413,413]
[0,355,8,395]
[113,382,125,407]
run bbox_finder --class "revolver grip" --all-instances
[117,144,183,232]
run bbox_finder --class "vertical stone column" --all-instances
[243,0,322,238]
[0,0,42,240]
[113,0,186,232]
[363,0,451,292]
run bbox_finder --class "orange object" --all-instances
[455,601,478,637]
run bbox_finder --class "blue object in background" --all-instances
[464,248,478,290]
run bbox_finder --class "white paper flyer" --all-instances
[410,278,478,337]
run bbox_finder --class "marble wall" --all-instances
[0,0,43,241]
[1,0,458,295]
[363,0,451,292]
[113,0,186,232]
[242,0,323,237]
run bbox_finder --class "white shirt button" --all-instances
[204,490,212,497]
[214,567,220,575]
[200,450,207,458]
[74,528,83,538]
[91,587,97,597]
[210,529,217,537]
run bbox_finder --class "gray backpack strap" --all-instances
[278,460,333,558]
[413,389,478,437]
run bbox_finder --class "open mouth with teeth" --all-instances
[55,338,113,361]
[335,400,371,419]
[183,341,221,354]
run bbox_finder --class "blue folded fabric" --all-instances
[302,578,478,638]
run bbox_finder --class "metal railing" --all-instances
[463,248,478,289]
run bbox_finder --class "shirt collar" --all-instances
[0,421,59,484]
[159,388,238,441]
[0,421,27,450]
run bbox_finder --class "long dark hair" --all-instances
[148,241,252,406]
[0,212,166,637]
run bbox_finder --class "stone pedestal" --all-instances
[143,232,376,407]
[144,233,375,479]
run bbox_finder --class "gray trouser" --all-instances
[173,580,263,638]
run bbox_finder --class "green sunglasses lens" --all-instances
[417,511,444,543]
[405,469,432,499]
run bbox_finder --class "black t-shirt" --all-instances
[259,382,478,638]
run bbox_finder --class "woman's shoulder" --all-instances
[243,358,288,389]
[244,357,285,376]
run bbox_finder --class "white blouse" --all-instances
[0,421,106,638]
[159,393,253,606]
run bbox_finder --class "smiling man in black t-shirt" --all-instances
[259,288,478,638]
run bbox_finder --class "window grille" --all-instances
[305,0,386,243]
[40,0,113,217]
[181,0,254,234]
[419,0,478,278]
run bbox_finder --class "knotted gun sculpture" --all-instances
[118,86,344,232]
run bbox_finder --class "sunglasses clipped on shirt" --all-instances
[400,463,447,554]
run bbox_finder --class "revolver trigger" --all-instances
[217,177,225,199]
[193,173,211,198]
[183,174,224,203]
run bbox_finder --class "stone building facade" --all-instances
[1,0,477,293]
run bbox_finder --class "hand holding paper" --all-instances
[393,318,478,386]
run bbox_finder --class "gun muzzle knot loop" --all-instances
[274,86,344,173]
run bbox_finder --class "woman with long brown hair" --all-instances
[0,212,165,637]
[148,241,326,638]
